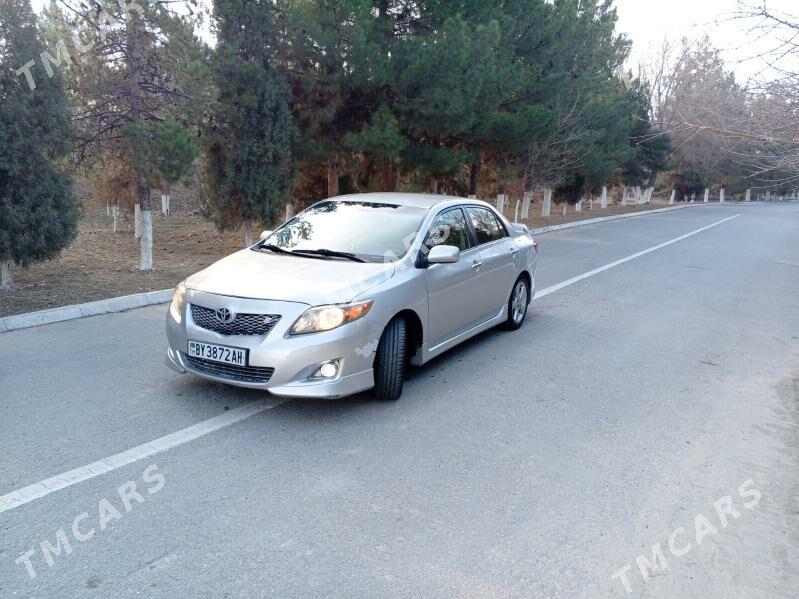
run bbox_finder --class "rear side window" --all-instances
[466,207,506,245]
[425,208,471,251]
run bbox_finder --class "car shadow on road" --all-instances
[169,310,544,421]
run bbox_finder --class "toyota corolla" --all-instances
[166,193,537,400]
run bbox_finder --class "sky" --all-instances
[614,0,798,83]
[31,0,797,84]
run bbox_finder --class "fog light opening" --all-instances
[312,360,340,380]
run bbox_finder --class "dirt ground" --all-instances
[0,198,684,317]
[0,209,245,317]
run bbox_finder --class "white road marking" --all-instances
[0,212,741,515]
[0,399,287,514]
[534,214,741,299]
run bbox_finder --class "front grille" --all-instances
[190,304,281,336]
[184,354,275,384]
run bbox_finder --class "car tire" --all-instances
[504,276,530,331]
[373,317,407,400]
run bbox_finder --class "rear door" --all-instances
[463,206,518,322]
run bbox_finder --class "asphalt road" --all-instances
[2,204,798,598]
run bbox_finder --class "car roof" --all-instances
[329,192,472,210]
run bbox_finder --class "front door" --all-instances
[423,207,486,346]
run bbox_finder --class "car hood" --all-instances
[185,249,396,305]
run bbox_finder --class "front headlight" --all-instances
[170,281,186,322]
[290,299,374,335]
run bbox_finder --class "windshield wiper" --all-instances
[258,243,295,256]
[290,248,367,263]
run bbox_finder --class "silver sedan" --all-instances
[166,193,538,399]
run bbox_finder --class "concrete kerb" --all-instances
[1,289,172,333]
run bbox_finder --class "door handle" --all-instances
[471,261,482,269]
[509,247,519,255]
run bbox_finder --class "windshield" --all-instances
[264,201,428,262]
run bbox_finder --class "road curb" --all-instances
[529,204,717,235]
[0,289,172,333]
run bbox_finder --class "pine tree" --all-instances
[207,0,296,245]
[0,0,79,290]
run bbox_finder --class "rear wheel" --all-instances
[504,276,530,330]
[373,317,407,400]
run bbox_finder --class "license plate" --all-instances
[187,341,247,366]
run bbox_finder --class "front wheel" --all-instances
[504,277,530,331]
[372,317,407,400]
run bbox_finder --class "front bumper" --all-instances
[166,289,383,399]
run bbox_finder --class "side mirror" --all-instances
[427,245,460,264]
[259,230,273,241]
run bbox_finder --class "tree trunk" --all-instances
[285,201,294,222]
[162,182,171,216]
[113,205,119,233]
[134,203,142,239]
[430,177,439,194]
[127,11,152,271]
[382,164,394,191]
[0,259,12,290]
[140,210,153,271]
[542,188,552,216]
[244,220,254,247]
[327,152,339,197]
[469,159,479,197]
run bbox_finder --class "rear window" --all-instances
[466,207,506,245]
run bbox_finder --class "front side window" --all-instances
[466,207,506,245]
[266,201,428,262]
[425,208,471,251]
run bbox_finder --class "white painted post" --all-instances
[522,191,532,219]
[514,200,520,223]
[669,190,675,205]
[134,203,142,239]
[600,186,608,209]
[575,199,582,213]
[106,201,110,216]
[112,205,119,233]
[720,188,725,203]
[765,190,771,202]
[542,188,552,217]
[745,189,751,202]
[703,189,709,203]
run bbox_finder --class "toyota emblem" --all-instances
[215,307,235,323]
